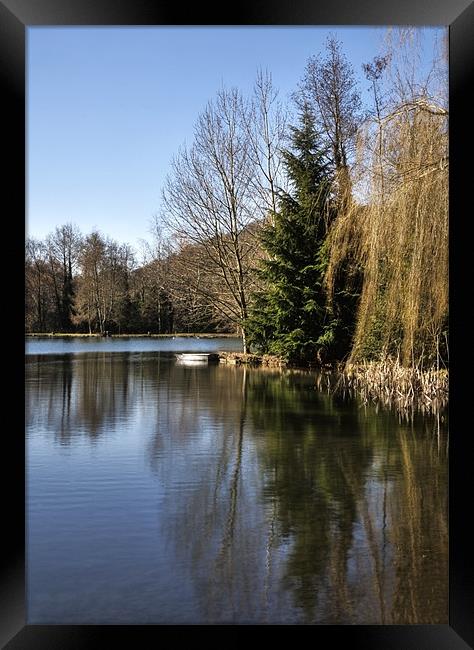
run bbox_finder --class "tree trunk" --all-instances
[241,327,247,354]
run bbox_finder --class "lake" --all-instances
[26,336,448,624]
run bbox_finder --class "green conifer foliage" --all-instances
[247,106,340,364]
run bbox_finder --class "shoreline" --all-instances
[25,332,240,339]
[218,352,448,415]
[26,340,448,415]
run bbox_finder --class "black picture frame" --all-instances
[2,0,473,646]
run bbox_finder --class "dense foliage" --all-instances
[246,107,335,363]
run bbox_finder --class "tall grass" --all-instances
[338,358,448,416]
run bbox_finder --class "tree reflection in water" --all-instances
[148,365,447,624]
[26,353,447,623]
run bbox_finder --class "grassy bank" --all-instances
[26,332,240,339]
[218,352,286,368]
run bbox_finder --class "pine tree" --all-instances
[247,105,339,365]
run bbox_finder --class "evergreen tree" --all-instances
[247,105,339,365]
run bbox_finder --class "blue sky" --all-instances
[27,27,444,252]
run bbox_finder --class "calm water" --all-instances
[26,337,448,624]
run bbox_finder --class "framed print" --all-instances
[1,0,473,647]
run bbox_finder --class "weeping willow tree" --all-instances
[326,29,448,369]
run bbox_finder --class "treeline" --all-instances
[25,226,233,335]
[26,29,448,370]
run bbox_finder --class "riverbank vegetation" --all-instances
[26,29,448,408]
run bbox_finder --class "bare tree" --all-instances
[25,238,50,331]
[297,35,362,206]
[75,231,134,335]
[75,231,106,334]
[45,223,82,331]
[108,240,136,334]
[167,242,225,333]
[245,69,287,217]
[133,219,176,333]
[162,87,262,351]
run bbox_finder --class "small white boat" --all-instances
[175,353,219,364]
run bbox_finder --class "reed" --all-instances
[336,357,448,416]
[219,353,448,415]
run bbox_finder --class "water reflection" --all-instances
[26,351,447,624]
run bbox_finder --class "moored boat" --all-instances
[175,353,219,364]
